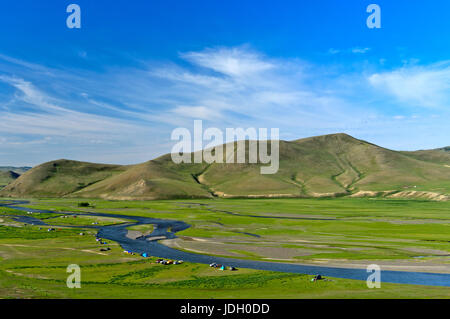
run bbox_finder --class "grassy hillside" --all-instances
[0,159,126,197]
[72,160,212,200]
[1,134,449,200]
[401,147,450,165]
[196,134,450,198]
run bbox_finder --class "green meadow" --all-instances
[21,197,450,262]
[0,197,449,298]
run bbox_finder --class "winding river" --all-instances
[1,200,450,287]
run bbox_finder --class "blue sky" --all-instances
[0,0,449,166]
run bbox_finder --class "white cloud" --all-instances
[0,75,153,143]
[0,47,373,165]
[328,48,340,55]
[0,75,67,113]
[351,47,371,54]
[327,47,371,55]
[152,46,367,131]
[172,105,222,120]
[368,61,450,108]
[180,47,274,77]
[1,47,449,165]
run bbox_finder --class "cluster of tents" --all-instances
[156,258,183,265]
[122,252,184,265]
[123,251,152,258]
[95,237,109,251]
[209,263,237,271]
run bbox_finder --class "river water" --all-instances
[1,200,449,287]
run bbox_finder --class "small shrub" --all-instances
[77,202,90,207]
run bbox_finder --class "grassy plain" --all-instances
[20,197,450,264]
[0,197,449,298]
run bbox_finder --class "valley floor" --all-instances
[0,197,449,298]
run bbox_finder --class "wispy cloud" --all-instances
[328,47,371,55]
[172,105,223,120]
[351,47,371,54]
[368,61,450,108]
[328,48,341,55]
[152,46,369,130]
[180,47,274,78]
[0,46,449,166]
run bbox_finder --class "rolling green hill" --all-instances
[0,160,126,197]
[401,147,450,165]
[1,134,449,200]
[72,159,212,200]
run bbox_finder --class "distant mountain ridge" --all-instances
[1,134,449,200]
[0,170,21,189]
[0,166,31,174]
[400,147,450,165]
